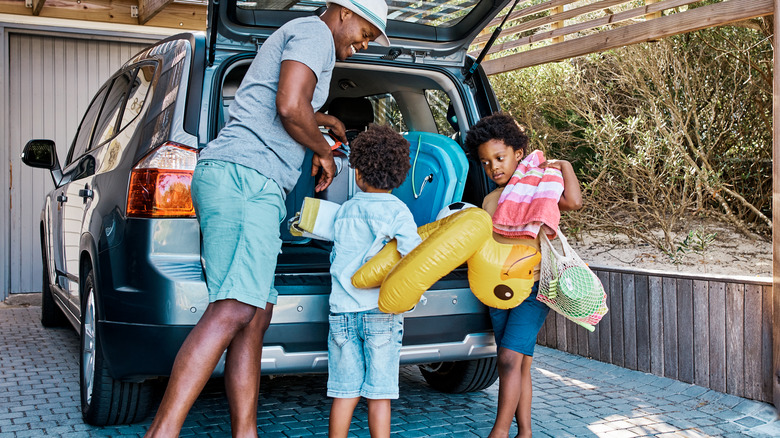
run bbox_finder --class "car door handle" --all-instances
[56,194,67,203]
[79,187,93,200]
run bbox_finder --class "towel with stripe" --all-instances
[493,149,564,239]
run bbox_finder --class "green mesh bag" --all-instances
[538,230,608,332]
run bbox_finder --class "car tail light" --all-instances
[127,142,198,218]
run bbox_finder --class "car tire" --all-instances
[80,267,153,425]
[40,246,67,327]
[419,357,499,393]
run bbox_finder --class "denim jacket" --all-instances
[329,192,421,313]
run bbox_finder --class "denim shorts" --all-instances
[489,282,549,357]
[191,159,286,309]
[327,309,404,399]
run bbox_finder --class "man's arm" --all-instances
[277,59,336,192]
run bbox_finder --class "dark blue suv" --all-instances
[21,0,511,425]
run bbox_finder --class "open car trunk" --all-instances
[215,58,492,272]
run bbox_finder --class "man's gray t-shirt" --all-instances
[199,16,335,194]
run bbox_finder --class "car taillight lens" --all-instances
[127,142,198,218]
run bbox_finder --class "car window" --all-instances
[119,63,156,132]
[67,86,109,166]
[237,0,478,28]
[91,70,135,149]
[425,90,456,137]
[369,94,407,133]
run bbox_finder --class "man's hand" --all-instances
[315,113,347,145]
[312,153,337,192]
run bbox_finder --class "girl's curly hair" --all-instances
[464,112,528,160]
[349,124,411,190]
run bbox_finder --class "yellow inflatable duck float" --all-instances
[352,207,541,313]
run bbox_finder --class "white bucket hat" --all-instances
[327,0,390,46]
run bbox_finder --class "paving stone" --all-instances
[627,417,658,427]
[711,421,750,434]
[0,424,29,433]
[715,394,745,409]
[686,416,719,427]
[696,425,726,436]
[625,426,655,437]
[733,399,767,416]
[712,409,748,422]
[666,394,694,404]
[601,429,639,438]
[735,416,767,428]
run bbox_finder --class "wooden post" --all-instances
[645,0,662,20]
[773,0,780,410]
[551,5,565,44]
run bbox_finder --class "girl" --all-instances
[465,113,582,438]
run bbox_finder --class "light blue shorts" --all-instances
[327,309,404,400]
[191,159,285,309]
[489,283,548,357]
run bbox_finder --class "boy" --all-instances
[327,124,421,437]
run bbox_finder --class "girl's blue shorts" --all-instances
[489,283,549,357]
[191,159,286,309]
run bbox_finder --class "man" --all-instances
[144,1,390,436]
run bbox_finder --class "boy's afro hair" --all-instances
[349,124,411,190]
[464,112,528,160]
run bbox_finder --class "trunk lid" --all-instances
[208,0,513,65]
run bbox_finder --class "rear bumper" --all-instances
[99,319,495,381]
[98,290,496,381]
[261,333,497,374]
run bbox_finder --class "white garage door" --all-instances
[6,32,150,295]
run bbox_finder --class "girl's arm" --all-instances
[540,159,583,211]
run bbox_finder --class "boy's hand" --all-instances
[312,153,336,192]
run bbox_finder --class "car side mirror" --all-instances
[22,139,57,168]
[21,139,63,186]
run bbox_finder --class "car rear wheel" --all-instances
[419,357,499,393]
[40,244,67,327]
[80,267,153,425]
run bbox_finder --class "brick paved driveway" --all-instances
[1,301,778,437]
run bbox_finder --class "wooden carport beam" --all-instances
[31,0,46,16]
[138,0,174,25]
[483,0,773,74]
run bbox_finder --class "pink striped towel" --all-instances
[493,150,564,239]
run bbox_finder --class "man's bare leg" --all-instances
[145,299,258,437]
[224,303,274,438]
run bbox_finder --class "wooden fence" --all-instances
[536,265,774,403]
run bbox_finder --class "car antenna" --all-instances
[464,0,521,83]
